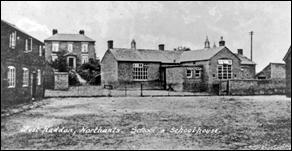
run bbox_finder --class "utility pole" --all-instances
[249,31,254,61]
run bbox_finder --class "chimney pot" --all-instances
[131,39,136,49]
[159,44,165,51]
[107,40,113,50]
[237,49,243,55]
[52,29,58,35]
[79,30,85,35]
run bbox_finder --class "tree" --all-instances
[49,51,69,72]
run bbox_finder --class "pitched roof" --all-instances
[109,48,182,63]
[283,46,291,61]
[44,33,95,42]
[179,46,226,62]
[236,54,256,65]
[1,20,43,44]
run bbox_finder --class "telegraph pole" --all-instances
[249,31,254,61]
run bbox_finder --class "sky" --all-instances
[1,1,291,72]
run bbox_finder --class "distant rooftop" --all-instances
[44,33,95,42]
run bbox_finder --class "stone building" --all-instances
[1,20,48,108]
[101,37,256,92]
[44,29,96,70]
[255,63,286,80]
[283,46,291,97]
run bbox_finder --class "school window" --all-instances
[68,43,73,52]
[39,45,42,56]
[7,66,16,88]
[22,68,29,87]
[37,69,41,85]
[218,64,232,80]
[133,63,148,80]
[9,31,16,49]
[186,69,192,78]
[81,54,89,64]
[194,70,201,78]
[81,43,88,52]
[52,42,59,52]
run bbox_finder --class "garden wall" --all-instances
[227,79,286,95]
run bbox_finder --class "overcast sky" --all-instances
[1,1,291,72]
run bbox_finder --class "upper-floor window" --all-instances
[81,54,89,64]
[68,43,73,52]
[39,45,43,56]
[52,42,59,52]
[9,31,17,49]
[25,38,33,52]
[194,69,201,78]
[22,68,29,87]
[133,63,148,80]
[7,66,16,88]
[37,69,41,85]
[81,43,88,52]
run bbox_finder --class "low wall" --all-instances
[228,79,286,95]
[54,72,69,90]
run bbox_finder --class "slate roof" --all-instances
[109,48,183,63]
[283,46,291,61]
[107,46,255,65]
[179,46,226,62]
[1,20,43,44]
[236,54,256,65]
[44,33,95,42]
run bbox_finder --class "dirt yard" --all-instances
[1,96,291,150]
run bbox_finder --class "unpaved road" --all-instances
[1,96,291,150]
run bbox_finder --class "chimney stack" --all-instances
[237,49,243,55]
[131,39,136,49]
[158,44,165,51]
[219,36,225,46]
[52,29,58,35]
[107,40,113,50]
[79,30,85,35]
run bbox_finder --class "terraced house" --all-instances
[101,37,256,92]
[1,20,47,108]
[44,29,96,70]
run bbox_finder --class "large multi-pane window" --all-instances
[22,68,29,87]
[9,31,16,49]
[186,69,192,78]
[133,63,148,80]
[194,69,201,78]
[7,66,16,88]
[218,64,232,79]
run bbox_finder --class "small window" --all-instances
[7,66,16,88]
[9,31,17,49]
[194,70,201,78]
[22,68,29,87]
[37,69,41,85]
[52,42,59,52]
[68,43,73,52]
[81,54,89,64]
[39,45,42,56]
[186,69,192,78]
[81,43,88,52]
[51,54,58,62]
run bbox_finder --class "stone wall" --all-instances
[228,79,286,95]
[101,50,118,87]
[54,72,69,90]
